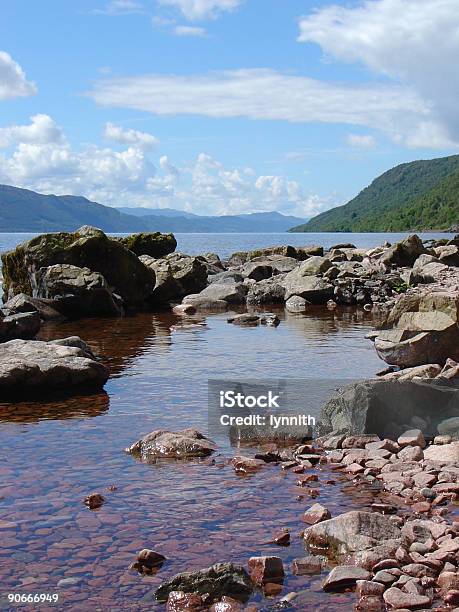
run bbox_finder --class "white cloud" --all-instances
[347,134,376,149]
[0,51,36,100]
[174,25,207,36]
[0,114,64,149]
[94,0,144,15]
[104,122,159,149]
[298,0,459,148]
[0,115,331,217]
[158,0,242,21]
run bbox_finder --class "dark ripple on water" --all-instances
[0,307,387,610]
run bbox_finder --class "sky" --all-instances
[1,0,459,218]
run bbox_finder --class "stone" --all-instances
[183,283,248,307]
[141,254,208,303]
[304,511,401,556]
[322,566,371,592]
[383,587,431,609]
[155,563,253,603]
[291,556,325,575]
[381,364,442,381]
[246,276,286,305]
[0,311,41,342]
[231,456,265,473]
[285,295,310,313]
[166,591,206,611]
[380,235,427,268]
[2,293,63,321]
[437,417,459,439]
[397,446,424,462]
[240,262,274,281]
[126,429,216,460]
[209,597,242,612]
[283,272,334,304]
[248,556,284,584]
[0,337,109,396]
[1,226,155,306]
[35,264,122,317]
[356,580,385,597]
[84,493,105,510]
[343,435,380,448]
[372,570,398,586]
[398,430,424,449]
[172,304,196,316]
[115,232,176,258]
[303,503,331,525]
[227,314,260,326]
[132,549,166,574]
[424,442,459,462]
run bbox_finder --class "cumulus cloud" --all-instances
[173,25,207,36]
[0,115,329,217]
[346,134,376,149]
[94,0,144,15]
[158,0,242,21]
[0,51,36,100]
[0,114,64,149]
[104,122,159,149]
[298,0,459,148]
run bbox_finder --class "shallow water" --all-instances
[0,307,390,610]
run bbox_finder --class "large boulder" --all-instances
[283,273,334,304]
[304,511,401,557]
[126,428,217,460]
[141,253,208,303]
[1,226,154,307]
[35,264,122,317]
[374,290,459,366]
[115,232,176,258]
[183,283,248,309]
[380,234,427,268]
[155,563,253,603]
[246,276,286,305]
[0,337,109,396]
[2,293,63,321]
[227,245,322,267]
[320,378,459,440]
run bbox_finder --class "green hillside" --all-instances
[290,155,459,232]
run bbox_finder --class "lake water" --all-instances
[0,231,455,610]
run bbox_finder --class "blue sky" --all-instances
[1,0,458,217]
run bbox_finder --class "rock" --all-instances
[292,556,325,575]
[172,304,197,316]
[320,378,459,440]
[381,364,442,381]
[246,276,286,305]
[380,235,427,268]
[35,264,122,317]
[0,311,41,342]
[1,226,155,307]
[126,429,216,460]
[304,511,401,556]
[272,530,290,546]
[208,270,244,285]
[248,556,284,584]
[436,244,459,266]
[209,596,242,612]
[437,417,459,439]
[374,290,459,367]
[227,314,260,326]
[397,446,424,462]
[424,441,459,461]
[444,590,459,605]
[57,578,82,588]
[0,337,109,396]
[356,580,385,597]
[155,563,253,603]
[383,587,431,609]
[183,283,248,308]
[131,549,166,574]
[84,493,105,509]
[231,456,265,473]
[240,262,274,281]
[2,293,63,321]
[303,503,331,525]
[115,232,176,258]
[322,566,371,592]
[397,429,426,449]
[283,274,334,304]
[141,254,208,302]
[285,295,310,313]
[166,591,206,611]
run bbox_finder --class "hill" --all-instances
[290,155,459,232]
[0,184,307,233]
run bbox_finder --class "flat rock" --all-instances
[126,429,216,460]
[248,556,284,584]
[383,587,431,609]
[322,565,370,592]
[0,337,108,395]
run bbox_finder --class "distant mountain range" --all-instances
[0,184,307,233]
[290,154,459,232]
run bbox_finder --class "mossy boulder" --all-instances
[1,226,155,307]
[115,232,177,258]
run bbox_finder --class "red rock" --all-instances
[83,493,105,510]
[437,570,459,591]
[356,595,385,611]
[248,556,284,585]
[322,565,370,591]
[131,549,166,574]
[383,587,430,609]
[397,446,424,462]
[372,559,400,572]
[444,589,459,605]
[346,462,365,475]
[263,582,283,596]
[342,436,379,449]
[210,596,242,611]
[411,501,431,513]
[292,556,324,575]
[231,456,265,473]
[166,591,206,611]
[356,580,385,597]
[303,503,331,525]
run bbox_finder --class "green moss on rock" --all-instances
[116,232,177,258]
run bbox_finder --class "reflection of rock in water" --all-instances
[37,312,180,376]
[0,390,109,423]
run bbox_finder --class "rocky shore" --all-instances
[1,228,459,609]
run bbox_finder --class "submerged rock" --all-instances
[126,429,217,460]
[0,337,109,395]
[155,563,253,603]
